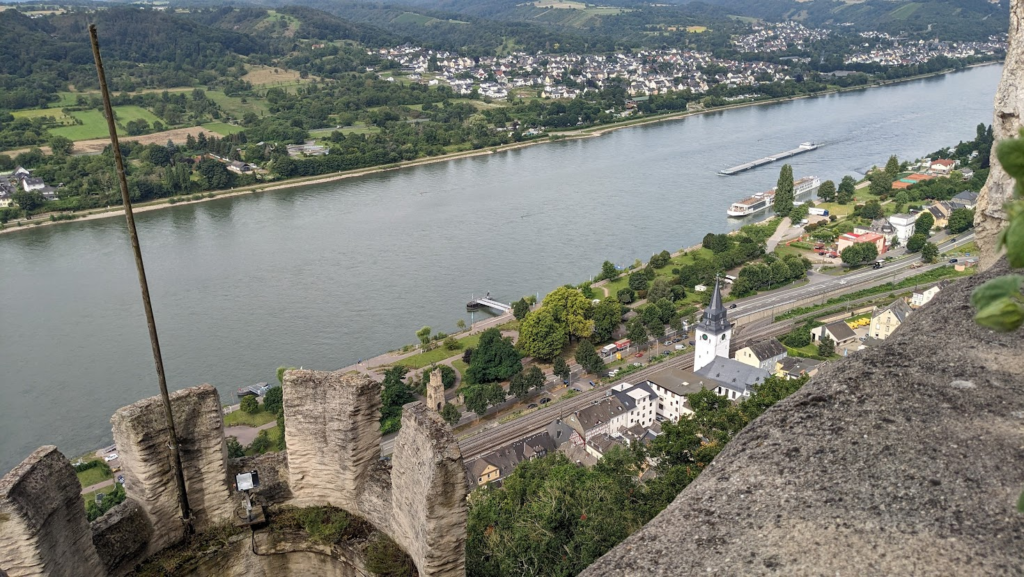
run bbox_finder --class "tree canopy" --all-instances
[517,307,567,361]
[466,328,521,384]
[915,211,935,236]
[817,179,836,202]
[773,164,794,217]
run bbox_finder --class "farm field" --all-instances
[242,64,315,87]
[47,106,164,141]
[202,122,245,136]
[206,90,271,119]
[67,126,222,155]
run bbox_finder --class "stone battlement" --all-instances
[0,371,467,577]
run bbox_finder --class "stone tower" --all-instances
[694,277,732,372]
[427,368,445,412]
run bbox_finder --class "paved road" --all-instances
[224,421,278,446]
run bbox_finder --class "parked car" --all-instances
[634,352,643,358]
[661,351,671,356]
[571,387,582,392]
[672,337,682,343]
[949,258,958,263]
[688,340,695,346]
[116,475,125,484]
[527,403,538,409]
[631,362,643,367]
[729,304,737,309]
[588,381,595,387]
[562,379,569,385]
[675,344,686,350]
[539,397,551,404]
[664,341,672,346]
[104,453,119,462]
[950,238,958,242]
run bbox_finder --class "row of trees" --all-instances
[731,253,813,296]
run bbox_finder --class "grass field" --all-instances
[11,107,73,121]
[601,247,715,298]
[396,333,486,370]
[47,106,164,141]
[686,25,708,33]
[76,462,113,488]
[206,90,271,119]
[242,64,313,87]
[202,122,245,136]
[224,407,277,427]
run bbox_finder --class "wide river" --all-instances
[0,64,1002,471]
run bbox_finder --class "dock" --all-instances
[467,295,512,314]
[719,142,819,176]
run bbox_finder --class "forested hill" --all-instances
[681,0,1009,39]
[185,5,401,47]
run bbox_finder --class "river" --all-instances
[0,64,1002,472]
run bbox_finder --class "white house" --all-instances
[911,285,941,308]
[888,213,919,244]
[734,338,788,372]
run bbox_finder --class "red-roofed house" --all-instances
[837,232,887,255]
[930,159,956,175]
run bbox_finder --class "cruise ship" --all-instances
[726,176,820,217]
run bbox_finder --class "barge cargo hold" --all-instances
[719,142,820,175]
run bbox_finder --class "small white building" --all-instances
[911,285,941,308]
[888,213,919,244]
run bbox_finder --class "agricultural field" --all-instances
[11,108,74,121]
[242,64,313,87]
[201,122,245,136]
[48,106,163,141]
[205,90,271,119]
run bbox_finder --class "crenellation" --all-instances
[110,384,233,555]
[90,498,151,576]
[0,446,105,577]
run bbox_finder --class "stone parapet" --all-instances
[111,384,233,555]
[90,499,151,576]
[0,446,105,577]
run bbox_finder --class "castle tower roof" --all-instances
[698,278,730,333]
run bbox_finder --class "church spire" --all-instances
[698,276,730,333]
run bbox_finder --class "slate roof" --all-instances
[587,433,623,456]
[695,357,770,394]
[823,321,857,342]
[777,356,823,378]
[466,430,558,482]
[643,376,707,398]
[575,396,632,432]
[698,278,730,333]
[952,191,979,204]
[743,338,787,362]
[874,299,912,324]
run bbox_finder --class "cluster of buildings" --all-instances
[466,280,824,487]
[844,34,1006,66]
[0,166,59,208]
[373,46,791,99]
[732,22,830,54]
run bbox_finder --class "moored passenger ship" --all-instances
[726,176,820,217]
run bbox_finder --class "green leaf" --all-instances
[970,275,1024,309]
[1019,489,1024,513]
[974,297,1024,332]
[1004,217,1024,268]
[998,138,1024,182]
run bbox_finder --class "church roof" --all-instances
[695,357,770,394]
[698,278,730,333]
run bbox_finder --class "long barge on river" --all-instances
[719,142,820,175]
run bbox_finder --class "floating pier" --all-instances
[719,142,820,176]
[466,295,512,314]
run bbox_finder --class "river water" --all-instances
[0,64,1002,471]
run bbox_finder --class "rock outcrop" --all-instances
[581,260,1024,576]
[976,0,1023,269]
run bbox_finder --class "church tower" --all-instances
[694,278,732,372]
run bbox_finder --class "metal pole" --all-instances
[89,24,191,532]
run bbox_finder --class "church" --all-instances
[691,278,771,401]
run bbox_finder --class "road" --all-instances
[453,233,974,461]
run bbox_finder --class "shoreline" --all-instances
[0,60,1001,238]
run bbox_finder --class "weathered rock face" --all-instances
[110,384,233,555]
[976,0,1023,269]
[0,446,105,577]
[181,532,373,577]
[90,498,151,575]
[391,404,468,577]
[283,370,382,510]
[581,260,1024,576]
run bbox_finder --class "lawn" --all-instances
[49,106,164,141]
[202,122,245,136]
[206,90,271,119]
[397,333,483,369]
[943,240,977,256]
[11,107,74,121]
[600,247,715,298]
[785,343,834,360]
[244,425,284,456]
[224,408,277,427]
[451,359,469,378]
[76,462,113,488]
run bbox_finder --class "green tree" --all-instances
[518,307,567,361]
[12,190,45,212]
[773,164,794,217]
[380,366,414,432]
[817,334,835,357]
[524,365,545,390]
[416,326,432,346]
[592,299,622,342]
[49,135,74,156]
[893,191,910,211]
[512,298,530,321]
[466,328,522,384]
[921,241,939,263]
[463,383,506,415]
[553,357,570,381]
[869,171,892,197]
[276,366,296,385]
[816,179,836,202]
[226,437,245,458]
[646,278,672,303]
[915,211,935,236]
[263,386,283,415]
[860,200,884,220]
[600,260,618,281]
[884,155,900,179]
[444,336,461,351]
[626,317,647,346]
[508,370,531,401]
[616,287,635,304]
[574,339,605,375]
[840,242,877,265]
[441,403,461,427]
[789,203,809,222]
[628,271,649,293]
[456,319,466,331]
[837,175,856,204]
[543,286,595,340]
[240,395,259,414]
[906,233,927,253]
[947,208,975,234]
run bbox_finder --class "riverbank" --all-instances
[0,61,1001,238]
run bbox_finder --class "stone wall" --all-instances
[0,447,105,577]
[581,260,1024,575]
[976,0,1023,269]
[1,371,468,577]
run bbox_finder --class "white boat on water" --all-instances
[726,176,820,217]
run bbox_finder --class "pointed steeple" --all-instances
[698,277,730,333]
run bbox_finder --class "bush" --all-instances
[262,386,283,415]
[226,437,245,458]
[365,533,417,577]
[240,395,259,414]
[295,506,351,545]
[444,336,461,350]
